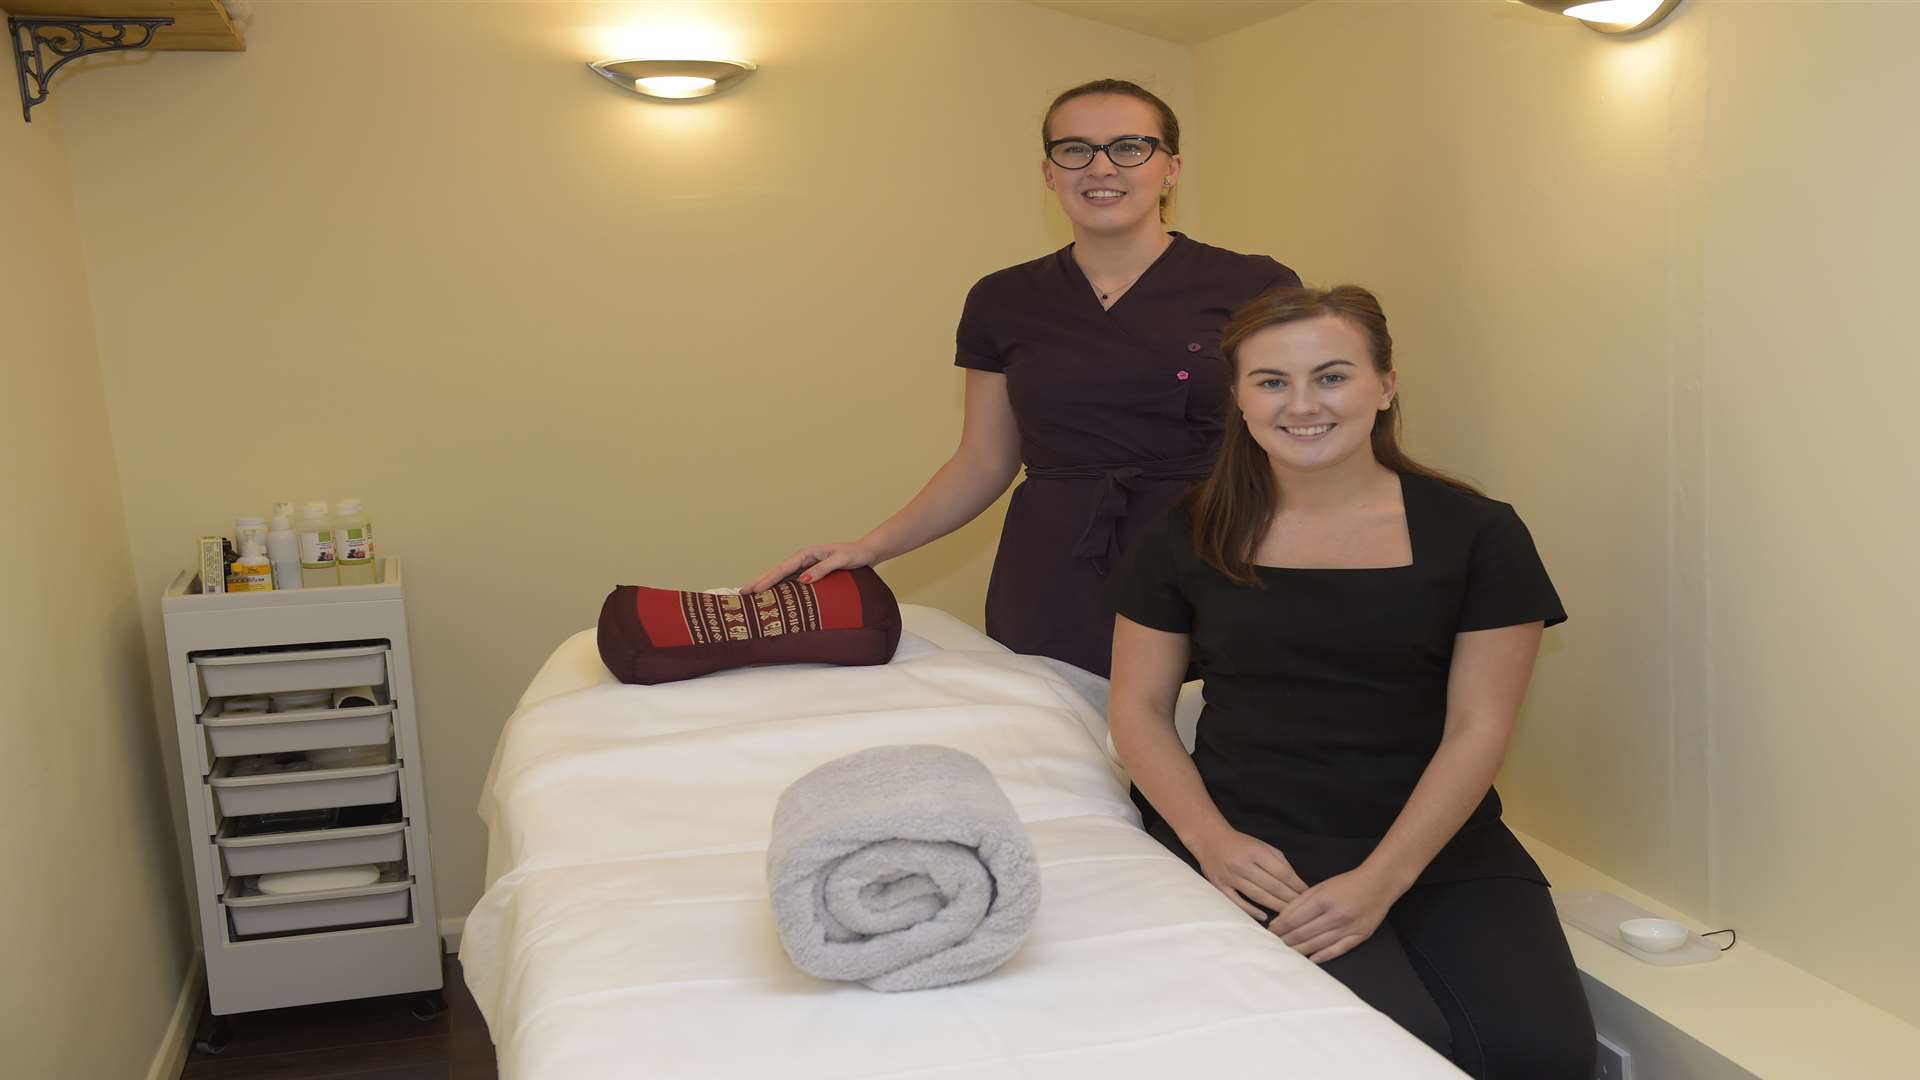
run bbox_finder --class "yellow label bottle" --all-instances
[228,541,275,592]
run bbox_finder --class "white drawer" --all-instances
[208,747,400,818]
[217,814,407,879]
[224,870,413,939]
[191,645,388,710]
[203,699,394,759]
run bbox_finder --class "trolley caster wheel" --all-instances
[409,990,447,1022]
[193,1012,232,1056]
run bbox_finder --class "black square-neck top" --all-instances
[1106,472,1566,885]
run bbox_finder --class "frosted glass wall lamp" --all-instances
[587,58,755,101]
[1519,0,1680,34]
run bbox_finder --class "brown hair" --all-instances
[1181,285,1479,585]
[1042,79,1180,218]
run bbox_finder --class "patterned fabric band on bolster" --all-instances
[598,567,901,685]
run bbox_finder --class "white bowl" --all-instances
[1619,917,1688,953]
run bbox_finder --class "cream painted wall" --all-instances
[1191,0,1707,912]
[51,1,1193,921]
[1697,2,1920,1030]
[0,68,194,1078]
[1193,0,1918,1028]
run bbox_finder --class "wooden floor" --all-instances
[180,955,497,1079]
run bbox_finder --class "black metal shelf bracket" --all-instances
[10,15,174,123]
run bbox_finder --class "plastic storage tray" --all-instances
[218,817,407,878]
[191,645,387,707]
[208,748,400,817]
[203,699,395,758]
[225,867,413,938]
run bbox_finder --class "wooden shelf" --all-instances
[4,1,244,52]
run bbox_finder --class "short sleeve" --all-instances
[1104,509,1195,634]
[953,279,1005,373]
[1457,505,1567,633]
[1261,259,1303,293]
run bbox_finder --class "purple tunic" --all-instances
[954,233,1300,675]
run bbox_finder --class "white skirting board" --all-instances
[441,916,464,954]
[148,958,205,1080]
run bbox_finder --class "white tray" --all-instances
[217,818,407,878]
[203,699,394,758]
[192,644,387,705]
[208,748,400,817]
[225,866,413,938]
[1552,888,1725,966]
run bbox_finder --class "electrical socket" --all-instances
[1595,1033,1633,1080]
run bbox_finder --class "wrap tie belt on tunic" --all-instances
[1024,450,1217,575]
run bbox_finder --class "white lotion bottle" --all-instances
[265,506,302,590]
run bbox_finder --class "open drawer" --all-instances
[189,644,388,712]
[203,696,395,759]
[224,864,413,940]
[217,803,407,878]
[208,747,400,817]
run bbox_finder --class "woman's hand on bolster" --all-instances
[1267,863,1406,964]
[1190,826,1309,923]
[743,372,1020,596]
[743,540,881,594]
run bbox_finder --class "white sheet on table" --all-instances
[462,605,1457,1079]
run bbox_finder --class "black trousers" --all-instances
[1317,876,1595,1079]
[1144,815,1594,1077]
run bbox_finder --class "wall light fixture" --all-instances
[1519,0,1680,35]
[586,58,755,101]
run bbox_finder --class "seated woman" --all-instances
[1105,285,1595,1079]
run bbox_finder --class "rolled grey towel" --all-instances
[766,745,1041,992]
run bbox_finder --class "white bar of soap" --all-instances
[257,864,380,895]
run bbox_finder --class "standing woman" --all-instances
[1105,286,1595,1077]
[747,79,1300,677]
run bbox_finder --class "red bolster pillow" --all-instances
[597,567,903,686]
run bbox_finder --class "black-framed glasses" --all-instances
[1045,135,1162,170]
